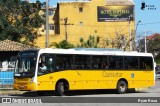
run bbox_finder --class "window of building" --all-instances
[43,9,54,16]
[79,22,83,26]
[79,7,83,12]
[49,24,54,30]
[49,9,54,15]
[44,24,54,30]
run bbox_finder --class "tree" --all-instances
[115,33,126,49]
[147,36,160,54]
[50,35,100,49]
[137,34,160,64]
[105,33,127,50]
[147,35,160,63]
[50,40,75,49]
[0,0,45,46]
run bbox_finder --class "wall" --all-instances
[36,0,135,49]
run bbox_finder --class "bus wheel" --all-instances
[56,81,64,96]
[117,80,128,94]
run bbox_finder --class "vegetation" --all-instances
[147,36,160,54]
[111,34,127,50]
[147,35,160,64]
[50,40,75,49]
[50,34,127,49]
[50,35,100,49]
[77,35,100,48]
[0,0,45,46]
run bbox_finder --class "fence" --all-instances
[0,70,14,89]
[0,60,15,89]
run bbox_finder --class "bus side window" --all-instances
[124,56,138,70]
[56,55,73,71]
[92,56,101,69]
[92,56,107,70]
[39,54,56,73]
[108,56,123,70]
[139,57,153,70]
[75,55,91,70]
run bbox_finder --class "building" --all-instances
[35,6,57,48]
[36,0,135,49]
[146,33,160,40]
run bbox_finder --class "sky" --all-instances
[30,0,160,36]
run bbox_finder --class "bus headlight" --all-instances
[30,77,35,84]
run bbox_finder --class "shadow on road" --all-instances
[9,89,146,97]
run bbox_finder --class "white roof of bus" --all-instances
[38,48,153,57]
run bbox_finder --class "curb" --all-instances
[0,90,26,96]
[135,88,149,91]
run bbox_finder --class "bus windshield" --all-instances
[14,56,37,78]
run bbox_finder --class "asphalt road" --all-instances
[0,79,160,106]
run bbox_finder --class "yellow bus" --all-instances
[13,48,155,95]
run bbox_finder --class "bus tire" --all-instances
[117,80,128,94]
[56,81,65,96]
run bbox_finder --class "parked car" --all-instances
[156,66,160,71]
[156,72,160,79]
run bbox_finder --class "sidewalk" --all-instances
[0,88,150,96]
[0,90,26,96]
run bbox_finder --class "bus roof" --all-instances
[37,48,153,57]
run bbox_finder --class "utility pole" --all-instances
[61,17,74,42]
[64,17,68,42]
[45,0,49,48]
[135,21,141,35]
[128,15,132,51]
[135,20,141,51]
[145,33,147,53]
[137,34,141,52]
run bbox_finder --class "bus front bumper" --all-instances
[13,82,37,91]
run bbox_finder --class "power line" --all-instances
[139,21,160,25]
[56,21,160,27]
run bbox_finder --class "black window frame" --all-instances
[55,54,74,71]
[74,55,92,70]
[123,56,139,70]
[79,7,83,13]
[38,53,56,76]
[139,56,153,71]
[37,53,154,72]
[92,55,108,70]
[108,56,124,70]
